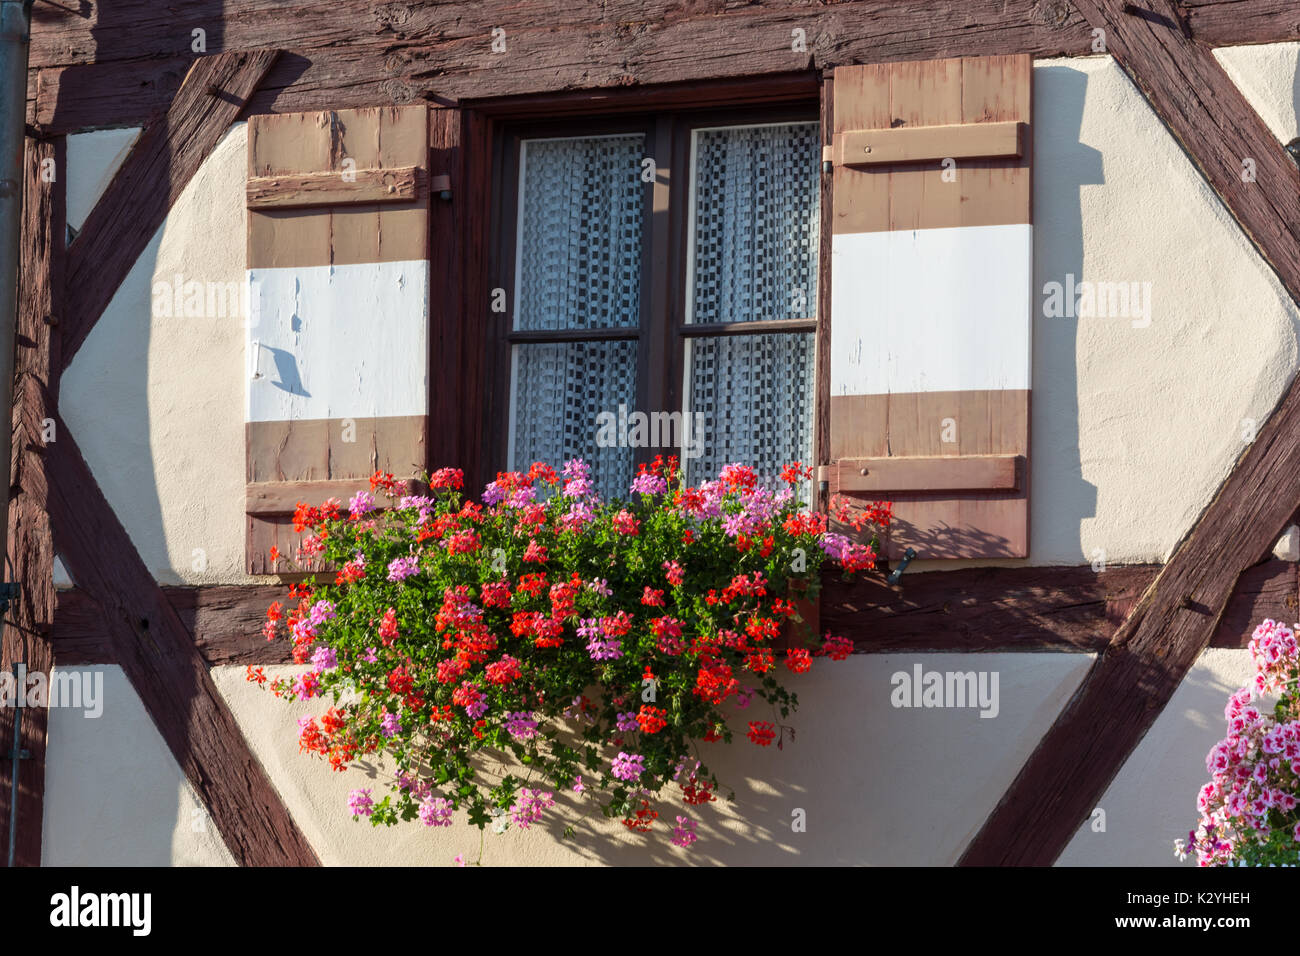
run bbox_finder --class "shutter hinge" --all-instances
[821,144,833,174]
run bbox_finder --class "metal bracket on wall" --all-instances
[0,582,17,616]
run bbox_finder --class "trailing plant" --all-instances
[1176,618,1300,866]
[252,456,890,856]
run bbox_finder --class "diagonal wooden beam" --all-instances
[0,136,65,867]
[46,421,318,866]
[58,48,279,374]
[960,0,1300,865]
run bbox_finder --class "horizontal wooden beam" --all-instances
[28,0,1300,135]
[822,455,1021,494]
[54,586,291,667]
[824,559,1296,653]
[246,165,423,209]
[28,0,1096,134]
[834,121,1023,167]
[50,561,1297,665]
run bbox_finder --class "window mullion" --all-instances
[636,113,676,473]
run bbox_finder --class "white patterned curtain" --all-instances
[511,340,637,497]
[511,134,644,498]
[687,333,816,484]
[686,122,820,489]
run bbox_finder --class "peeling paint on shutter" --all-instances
[245,106,430,573]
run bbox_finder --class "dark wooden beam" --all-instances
[1209,557,1300,646]
[30,0,1300,135]
[822,559,1294,652]
[58,49,279,374]
[30,0,1095,134]
[1183,0,1300,45]
[0,136,65,868]
[50,561,1296,667]
[46,424,318,866]
[54,585,291,667]
[960,0,1300,867]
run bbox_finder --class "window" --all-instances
[494,106,821,499]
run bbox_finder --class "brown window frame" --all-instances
[485,99,821,486]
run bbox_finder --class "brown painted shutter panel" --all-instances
[245,106,431,573]
[824,55,1032,559]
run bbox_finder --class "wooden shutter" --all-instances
[823,55,1031,559]
[245,106,431,573]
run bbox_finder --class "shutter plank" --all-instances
[246,165,423,209]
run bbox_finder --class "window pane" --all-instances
[685,332,815,487]
[689,122,820,324]
[516,134,645,331]
[511,340,637,499]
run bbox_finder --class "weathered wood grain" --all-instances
[55,586,292,667]
[247,165,423,209]
[0,138,64,867]
[959,0,1300,867]
[822,560,1297,654]
[50,562,1297,667]
[59,49,280,374]
[46,424,318,866]
[29,0,1096,133]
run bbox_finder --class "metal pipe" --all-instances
[0,0,33,869]
[6,664,22,867]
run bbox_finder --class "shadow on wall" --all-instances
[1031,65,1102,563]
[1293,45,1300,149]
[38,4,237,866]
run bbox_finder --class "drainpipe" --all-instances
[0,0,33,868]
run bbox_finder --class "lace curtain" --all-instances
[687,333,816,485]
[515,134,644,332]
[511,340,638,498]
[686,123,820,487]
[510,134,645,497]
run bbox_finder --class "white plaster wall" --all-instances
[40,666,235,866]
[66,128,140,234]
[211,654,1090,866]
[61,124,251,586]
[1058,649,1257,867]
[1214,43,1300,146]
